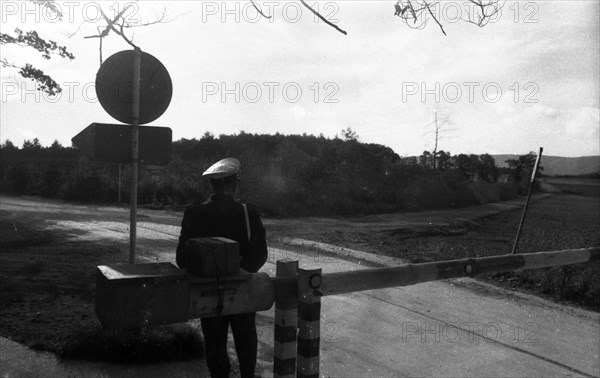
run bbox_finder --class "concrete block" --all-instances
[95,263,189,330]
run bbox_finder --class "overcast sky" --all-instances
[1,0,599,157]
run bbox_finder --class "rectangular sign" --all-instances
[72,123,172,166]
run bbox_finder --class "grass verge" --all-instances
[0,210,203,362]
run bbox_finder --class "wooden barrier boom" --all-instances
[319,247,599,297]
[96,247,598,328]
[269,247,599,303]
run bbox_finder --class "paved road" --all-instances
[261,246,599,378]
[1,195,598,377]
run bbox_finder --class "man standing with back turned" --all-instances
[176,157,268,378]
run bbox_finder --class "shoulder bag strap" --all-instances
[242,203,251,242]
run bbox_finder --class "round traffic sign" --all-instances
[95,50,172,125]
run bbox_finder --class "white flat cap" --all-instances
[202,157,240,179]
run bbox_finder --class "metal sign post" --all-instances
[129,47,141,263]
[76,48,172,264]
[118,164,122,204]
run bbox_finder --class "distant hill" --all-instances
[493,155,600,176]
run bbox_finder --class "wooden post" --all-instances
[512,147,543,254]
[297,268,322,378]
[273,259,298,378]
[129,47,141,264]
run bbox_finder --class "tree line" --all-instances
[0,132,537,216]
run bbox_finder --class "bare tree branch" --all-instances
[100,5,138,47]
[299,0,348,35]
[122,5,177,28]
[464,0,504,27]
[250,0,272,19]
[84,5,139,49]
[425,2,446,36]
[394,0,503,35]
[82,3,178,61]
[64,21,87,38]
[396,1,426,26]
[79,3,179,69]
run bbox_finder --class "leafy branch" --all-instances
[0,28,74,95]
[0,28,75,60]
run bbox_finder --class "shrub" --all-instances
[468,181,519,204]
[402,171,479,210]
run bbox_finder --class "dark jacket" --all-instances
[176,194,267,273]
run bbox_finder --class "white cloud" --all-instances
[565,106,600,137]
[291,105,307,118]
[16,127,38,140]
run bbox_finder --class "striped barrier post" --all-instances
[297,268,322,378]
[273,259,298,378]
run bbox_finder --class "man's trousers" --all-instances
[201,312,257,378]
